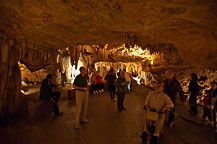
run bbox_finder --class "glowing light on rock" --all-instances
[21,90,25,94]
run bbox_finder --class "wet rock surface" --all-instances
[0,0,217,68]
[0,85,216,144]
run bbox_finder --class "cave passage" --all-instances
[1,85,216,144]
[1,0,217,143]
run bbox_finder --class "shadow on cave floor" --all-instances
[0,85,217,144]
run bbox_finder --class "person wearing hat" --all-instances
[142,82,174,143]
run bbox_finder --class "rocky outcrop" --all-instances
[0,31,60,115]
[0,33,21,115]
[18,40,59,72]
[0,0,217,70]
[19,62,48,85]
[0,0,217,116]
[0,0,217,68]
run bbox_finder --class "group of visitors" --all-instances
[142,70,186,143]
[105,67,133,111]
[72,66,132,128]
[39,67,216,138]
[142,70,217,144]
[188,72,217,128]
[90,71,104,94]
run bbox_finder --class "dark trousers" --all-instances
[169,107,175,124]
[91,83,97,91]
[189,94,198,114]
[202,106,216,127]
[97,83,104,90]
[51,92,60,115]
[117,93,125,110]
[202,107,212,121]
[213,106,216,127]
[108,84,116,100]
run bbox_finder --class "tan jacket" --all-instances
[145,90,174,112]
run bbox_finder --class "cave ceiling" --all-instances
[0,0,217,68]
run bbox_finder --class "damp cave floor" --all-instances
[1,85,217,144]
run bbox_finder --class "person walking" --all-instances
[73,67,89,129]
[188,73,200,115]
[163,70,186,127]
[39,74,63,116]
[123,69,132,93]
[115,71,127,111]
[105,67,117,102]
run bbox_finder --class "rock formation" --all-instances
[0,0,217,116]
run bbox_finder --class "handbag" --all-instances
[145,110,159,121]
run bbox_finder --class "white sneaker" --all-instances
[81,119,89,123]
[75,122,80,129]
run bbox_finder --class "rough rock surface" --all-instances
[0,35,22,115]
[0,0,217,68]
[1,0,217,116]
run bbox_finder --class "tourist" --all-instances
[105,67,117,102]
[89,72,97,94]
[73,67,89,129]
[142,82,174,143]
[188,73,200,115]
[123,69,132,93]
[202,81,217,128]
[115,71,127,111]
[39,74,63,116]
[94,71,104,93]
[117,69,122,77]
[163,70,187,127]
[61,72,66,87]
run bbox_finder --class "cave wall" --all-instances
[0,31,60,115]
[1,0,217,69]
[19,62,48,85]
[0,33,21,115]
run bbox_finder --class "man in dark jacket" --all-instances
[105,67,117,102]
[39,74,62,116]
[163,70,186,127]
[115,71,127,111]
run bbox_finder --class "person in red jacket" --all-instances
[202,81,217,127]
[94,71,104,93]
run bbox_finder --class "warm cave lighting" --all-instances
[21,90,25,94]
[151,60,153,65]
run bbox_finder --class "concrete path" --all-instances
[1,85,216,144]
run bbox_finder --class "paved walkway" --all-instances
[1,85,217,144]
